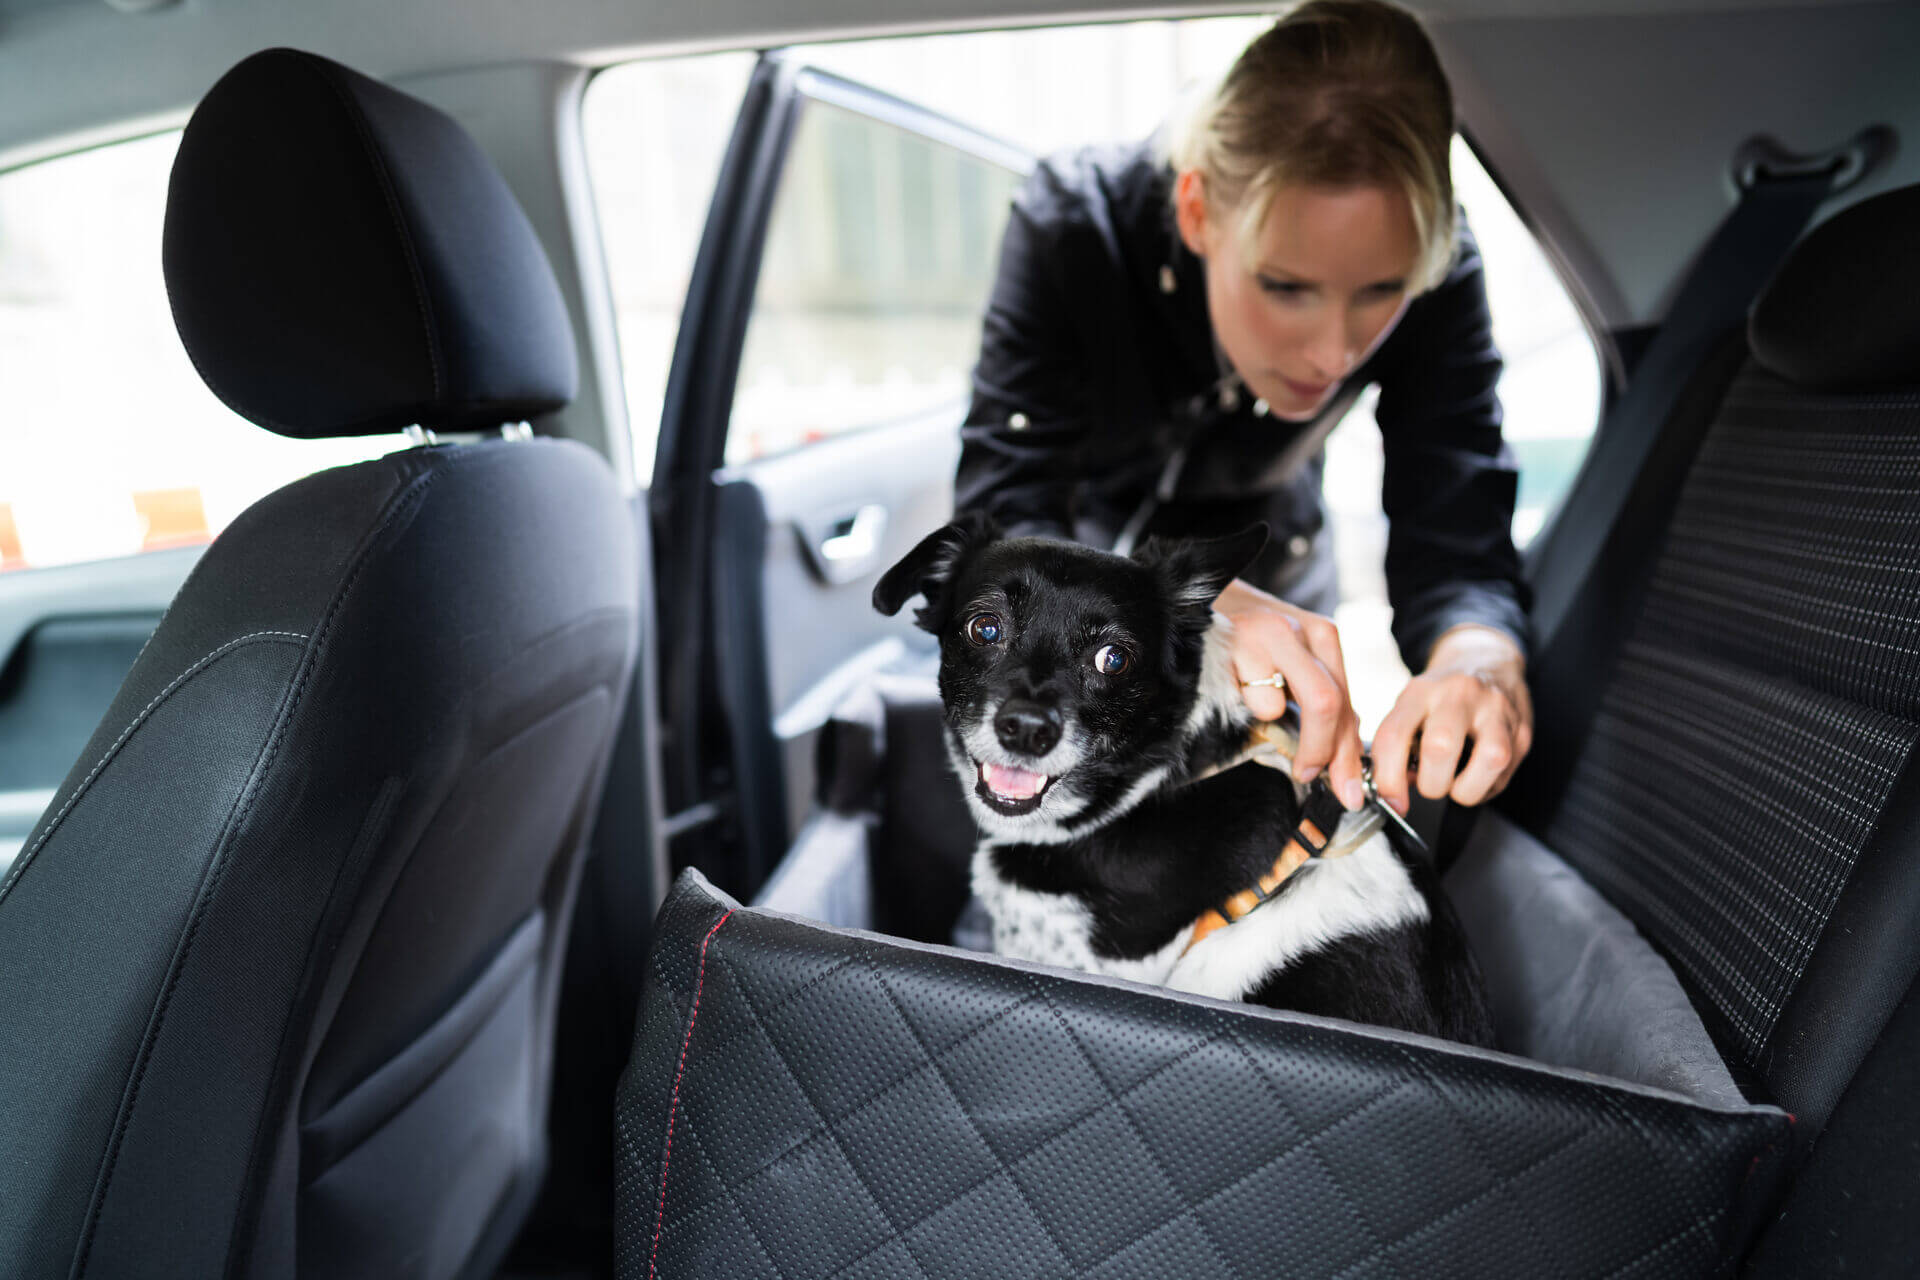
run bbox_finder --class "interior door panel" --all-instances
[0,546,202,869]
[653,53,1028,894]
[729,411,958,838]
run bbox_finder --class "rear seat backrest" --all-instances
[1515,184,1920,1140]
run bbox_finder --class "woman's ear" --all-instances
[1174,169,1211,258]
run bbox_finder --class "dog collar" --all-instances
[1182,721,1407,954]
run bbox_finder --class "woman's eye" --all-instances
[965,613,1003,646]
[1093,644,1131,676]
[1257,276,1308,299]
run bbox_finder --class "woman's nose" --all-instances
[1303,310,1357,380]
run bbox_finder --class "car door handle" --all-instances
[808,504,888,584]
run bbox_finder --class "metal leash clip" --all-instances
[1263,701,1432,856]
[1360,758,1430,857]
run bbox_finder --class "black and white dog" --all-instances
[873,513,1493,1046]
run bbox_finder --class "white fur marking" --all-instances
[972,850,1194,984]
[1188,613,1251,735]
[1165,830,1428,1003]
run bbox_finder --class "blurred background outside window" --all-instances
[0,133,395,573]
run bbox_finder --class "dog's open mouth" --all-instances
[976,760,1054,815]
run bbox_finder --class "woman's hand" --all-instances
[1369,625,1532,814]
[1214,578,1369,810]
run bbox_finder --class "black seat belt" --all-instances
[1526,166,1841,654]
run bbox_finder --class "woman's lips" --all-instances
[1279,374,1332,400]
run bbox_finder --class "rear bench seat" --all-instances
[1506,180,1920,1274]
[616,183,1920,1278]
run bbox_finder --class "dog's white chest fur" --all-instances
[971,852,1194,985]
[1165,829,1428,1001]
[972,826,1428,1002]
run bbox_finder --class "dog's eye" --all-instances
[965,612,1003,646]
[1093,644,1131,676]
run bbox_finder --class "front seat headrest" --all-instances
[163,47,577,438]
[1749,182,1920,393]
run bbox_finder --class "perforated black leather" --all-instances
[618,872,1789,1280]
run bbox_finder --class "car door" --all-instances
[651,53,1029,896]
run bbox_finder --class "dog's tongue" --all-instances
[983,762,1048,799]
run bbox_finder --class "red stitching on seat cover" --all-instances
[650,908,734,1280]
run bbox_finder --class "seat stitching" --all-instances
[641,952,868,1071]
[815,1034,1413,1280]
[1389,1047,1569,1280]
[1221,1026,1407,1280]
[1068,1063,1411,1278]
[649,908,733,1280]
[0,630,309,907]
[700,947,942,1280]
[858,961,1073,1275]
[75,467,444,1279]
[1034,990,1243,1279]
[1596,1212,1720,1280]
[1319,1119,1609,1280]
[683,984,1228,1225]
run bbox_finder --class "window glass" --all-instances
[727,99,1021,465]
[582,52,758,481]
[0,133,395,573]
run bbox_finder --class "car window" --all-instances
[726,95,1022,465]
[582,51,759,482]
[0,132,395,573]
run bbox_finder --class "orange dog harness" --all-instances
[1182,721,1398,955]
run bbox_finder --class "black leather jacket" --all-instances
[955,139,1531,669]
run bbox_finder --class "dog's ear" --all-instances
[1135,522,1269,621]
[872,510,999,632]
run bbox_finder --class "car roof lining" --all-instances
[2,0,1913,336]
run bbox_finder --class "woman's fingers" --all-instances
[1327,712,1369,809]
[1229,628,1296,722]
[1371,669,1530,812]
[1413,691,1474,802]
[1445,695,1518,806]
[1368,690,1429,814]
[1227,607,1361,798]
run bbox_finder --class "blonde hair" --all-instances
[1169,0,1458,293]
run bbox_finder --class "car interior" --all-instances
[1,1,1917,1277]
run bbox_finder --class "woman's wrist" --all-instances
[1424,624,1525,685]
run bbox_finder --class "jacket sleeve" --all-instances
[1372,222,1533,670]
[954,194,1093,541]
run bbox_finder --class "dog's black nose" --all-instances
[994,700,1061,756]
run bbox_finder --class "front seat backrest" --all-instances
[0,48,639,1280]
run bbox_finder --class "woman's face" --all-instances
[1176,174,1421,421]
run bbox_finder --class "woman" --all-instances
[955,0,1533,816]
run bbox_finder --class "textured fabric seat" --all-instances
[0,50,639,1280]
[1505,181,1920,1274]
